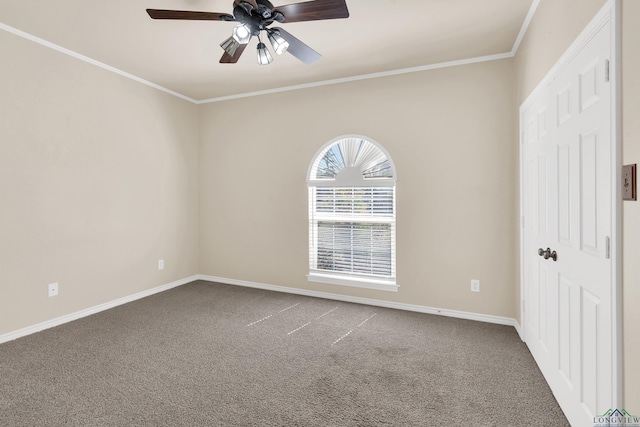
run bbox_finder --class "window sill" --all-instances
[307,272,398,292]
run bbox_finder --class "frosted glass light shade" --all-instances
[256,42,273,65]
[268,31,289,55]
[233,25,252,44]
[220,36,240,56]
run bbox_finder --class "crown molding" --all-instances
[197,52,514,104]
[0,21,198,104]
[510,0,541,55]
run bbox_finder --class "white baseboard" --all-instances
[197,275,521,332]
[0,274,521,345]
[513,320,524,341]
[0,275,200,345]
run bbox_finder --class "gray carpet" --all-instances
[0,281,569,426]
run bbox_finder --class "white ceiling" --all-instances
[0,0,534,102]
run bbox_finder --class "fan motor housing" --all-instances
[234,0,283,35]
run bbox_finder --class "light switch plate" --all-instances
[623,164,637,201]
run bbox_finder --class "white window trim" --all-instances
[309,178,395,187]
[307,135,397,292]
[307,272,399,292]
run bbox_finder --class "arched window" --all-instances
[307,135,397,292]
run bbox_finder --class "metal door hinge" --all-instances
[606,236,611,259]
[605,59,610,82]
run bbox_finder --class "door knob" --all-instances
[538,248,550,258]
[537,247,557,261]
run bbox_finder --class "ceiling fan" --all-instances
[146,0,349,65]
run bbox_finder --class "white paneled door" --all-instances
[522,19,614,427]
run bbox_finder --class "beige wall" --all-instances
[199,59,517,319]
[621,0,640,410]
[0,30,200,335]
[514,0,639,410]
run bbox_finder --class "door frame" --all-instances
[518,0,622,409]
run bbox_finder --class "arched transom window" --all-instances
[307,136,397,292]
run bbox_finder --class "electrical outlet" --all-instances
[48,282,58,297]
[158,259,165,270]
[471,280,480,293]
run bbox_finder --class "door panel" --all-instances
[558,274,572,383]
[558,143,571,244]
[579,130,599,253]
[581,289,600,414]
[538,154,548,234]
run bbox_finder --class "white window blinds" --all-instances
[309,187,395,279]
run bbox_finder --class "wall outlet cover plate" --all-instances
[48,282,58,297]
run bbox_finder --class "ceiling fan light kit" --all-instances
[146,0,349,65]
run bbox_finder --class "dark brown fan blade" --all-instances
[146,9,234,21]
[272,27,321,65]
[273,0,349,23]
[220,43,248,64]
